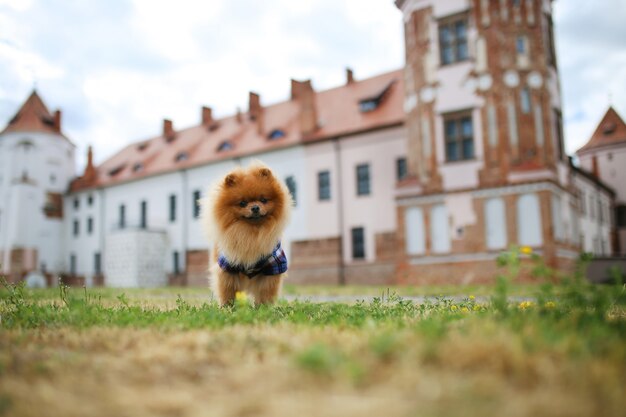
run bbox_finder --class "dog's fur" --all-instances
[201,161,292,306]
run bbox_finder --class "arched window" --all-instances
[285,176,297,206]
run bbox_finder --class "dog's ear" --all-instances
[256,167,273,179]
[224,173,238,187]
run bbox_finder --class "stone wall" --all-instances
[105,229,167,287]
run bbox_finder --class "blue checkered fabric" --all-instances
[217,241,288,279]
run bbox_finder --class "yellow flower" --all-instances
[461,307,469,314]
[545,301,556,309]
[518,300,534,310]
[520,246,533,255]
[469,295,475,301]
[473,304,480,311]
[235,291,248,302]
[450,305,458,312]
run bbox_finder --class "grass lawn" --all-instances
[1,253,625,417]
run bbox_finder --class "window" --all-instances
[405,207,425,255]
[552,194,564,241]
[616,205,626,228]
[543,14,557,67]
[87,195,93,206]
[119,204,126,229]
[268,129,285,140]
[50,174,56,185]
[74,198,79,209]
[356,164,370,196]
[109,164,126,177]
[396,157,408,181]
[73,219,79,237]
[94,252,101,275]
[318,171,331,201]
[193,190,201,218]
[517,194,543,246]
[285,176,297,206]
[485,198,507,249]
[87,217,93,234]
[444,112,474,162]
[132,163,143,173]
[431,204,451,253]
[579,191,586,215]
[516,36,527,54]
[173,251,180,274]
[217,140,233,152]
[520,87,531,114]
[359,100,378,113]
[439,15,468,65]
[169,194,177,222]
[140,200,147,228]
[70,254,76,275]
[358,81,395,113]
[598,200,604,224]
[175,152,188,162]
[351,227,365,259]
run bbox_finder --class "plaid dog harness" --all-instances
[218,241,288,279]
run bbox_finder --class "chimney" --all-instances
[236,108,243,124]
[163,119,175,140]
[592,155,599,178]
[83,146,97,183]
[346,67,355,85]
[290,79,318,135]
[202,106,213,126]
[248,92,264,134]
[53,110,62,133]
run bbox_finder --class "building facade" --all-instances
[576,107,626,255]
[393,0,598,284]
[0,92,75,282]
[0,0,618,286]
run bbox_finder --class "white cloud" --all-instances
[1,0,625,174]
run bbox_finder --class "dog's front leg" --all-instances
[212,267,238,307]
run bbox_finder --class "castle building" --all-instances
[577,107,626,255]
[0,0,618,286]
[0,92,75,281]
[393,0,615,284]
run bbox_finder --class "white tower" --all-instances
[0,91,76,281]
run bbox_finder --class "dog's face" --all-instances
[214,165,290,233]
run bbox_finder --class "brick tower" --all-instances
[394,0,580,284]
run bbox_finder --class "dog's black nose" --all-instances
[251,205,260,214]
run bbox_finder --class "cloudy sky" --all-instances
[1,0,625,172]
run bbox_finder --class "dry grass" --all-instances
[2,250,625,417]
[1,320,624,417]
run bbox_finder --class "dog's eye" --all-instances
[239,200,248,207]
[260,197,267,204]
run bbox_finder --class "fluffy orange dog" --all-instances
[201,162,292,306]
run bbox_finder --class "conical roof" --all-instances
[1,90,63,135]
[577,106,626,154]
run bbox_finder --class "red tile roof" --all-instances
[70,69,404,192]
[1,90,69,141]
[577,106,626,154]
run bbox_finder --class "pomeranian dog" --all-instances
[201,161,292,306]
